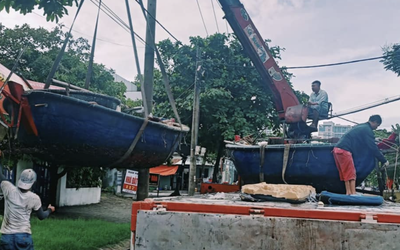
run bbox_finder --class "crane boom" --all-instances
[218,0,300,120]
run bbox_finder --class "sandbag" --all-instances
[241,182,316,202]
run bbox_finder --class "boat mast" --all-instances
[142,0,157,113]
[137,0,157,201]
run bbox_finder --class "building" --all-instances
[318,121,352,139]
[111,71,142,101]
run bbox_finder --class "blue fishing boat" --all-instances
[15,90,189,169]
[226,143,376,194]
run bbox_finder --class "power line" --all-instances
[32,11,141,48]
[210,0,220,33]
[196,0,209,36]
[89,0,147,45]
[133,0,180,42]
[286,56,385,69]
[335,116,359,125]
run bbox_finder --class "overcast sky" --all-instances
[1,0,399,129]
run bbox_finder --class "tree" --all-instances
[381,43,400,76]
[0,23,128,100]
[149,33,307,182]
[365,124,400,190]
[0,0,78,22]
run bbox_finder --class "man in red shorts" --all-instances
[333,115,389,195]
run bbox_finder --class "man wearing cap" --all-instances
[0,168,55,249]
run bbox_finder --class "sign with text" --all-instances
[149,173,160,185]
[122,169,138,194]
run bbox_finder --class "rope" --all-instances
[196,0,209,36]
[85,0,102,89]
[210,0,220,33]
[44,0,85,89]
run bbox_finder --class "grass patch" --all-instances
[1,218,130,250]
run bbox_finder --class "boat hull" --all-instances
[226,144,376,194]
[17,91,188,169]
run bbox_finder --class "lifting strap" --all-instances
[108,0,151,168]
[259,142,267,182]
[109,117,149,167]
[44,0,85,89]
[282,144,291,184]
[392,143,399,193]
[125,0,148,117]
[85,0,102,89]
[137,0,182,127]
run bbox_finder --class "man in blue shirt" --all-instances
[308,80,329,129]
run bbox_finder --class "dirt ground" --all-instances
[54,192,134,250]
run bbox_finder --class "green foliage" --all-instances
[365,123,400,188]
[121,96,142,111]
[66,167,105,188]
[381,43,400,76]
[0,0,78,22]
[148,33,302,155]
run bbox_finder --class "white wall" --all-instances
[16,158,101,207]
[57,173,101,207]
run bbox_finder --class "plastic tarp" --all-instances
[150,166,179,176]
[320,191,384,206]
[0,63,29,90]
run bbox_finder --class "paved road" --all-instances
[55,192,133,223]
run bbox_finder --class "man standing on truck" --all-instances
[332,115,389,195]
[308,80,329,129]
[0,168,55,250]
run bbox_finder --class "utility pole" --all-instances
[137,0,157,201]
[188,48,201,196]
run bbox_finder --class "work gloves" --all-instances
[383,161,390,168]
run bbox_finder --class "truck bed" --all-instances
[130,193,400,250]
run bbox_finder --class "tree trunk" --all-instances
[212,140,224,183]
